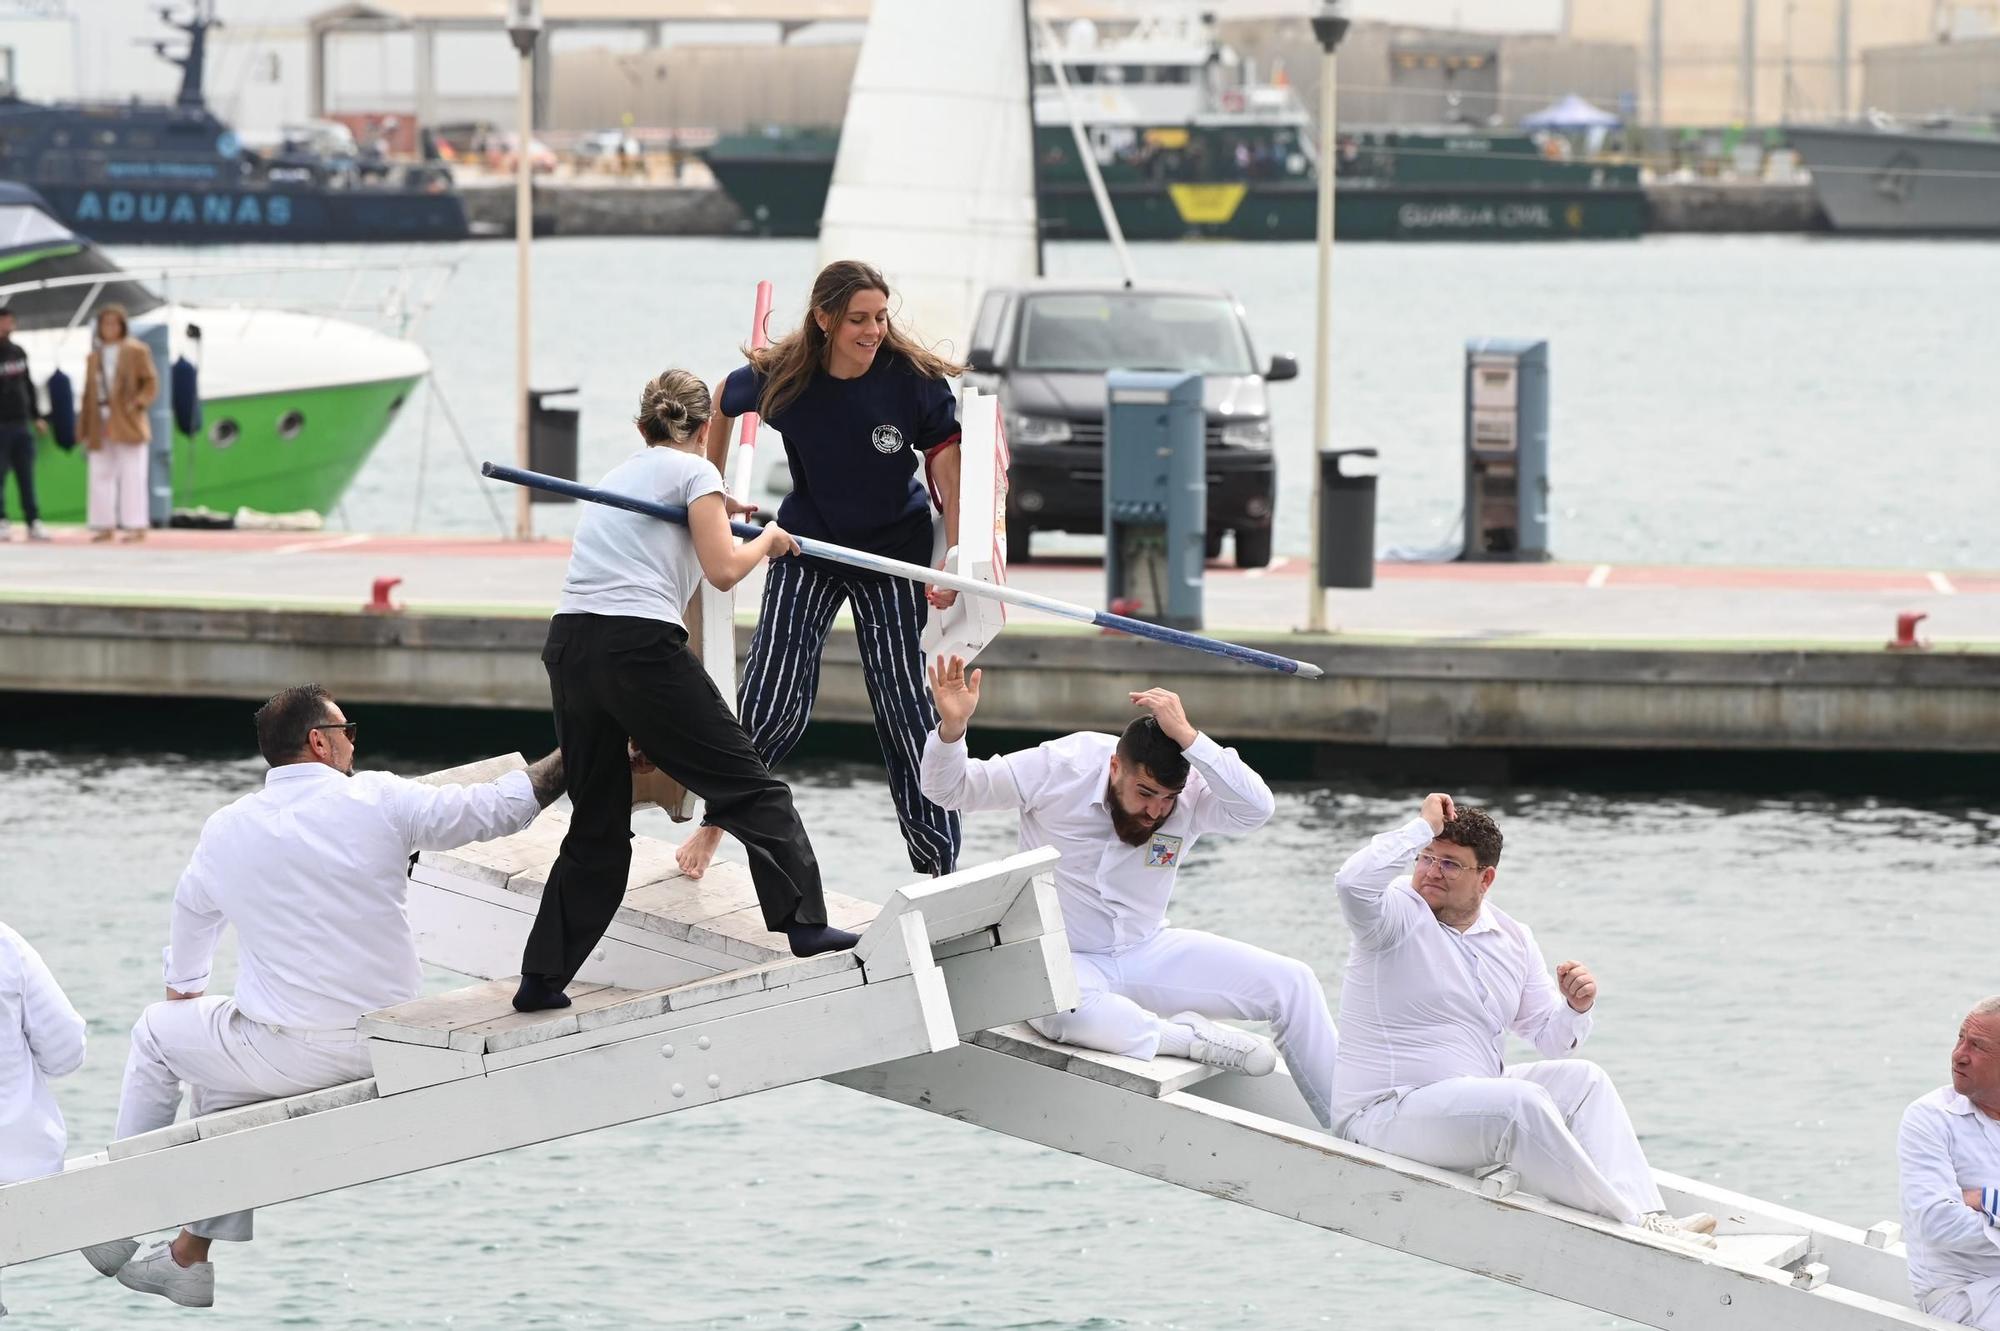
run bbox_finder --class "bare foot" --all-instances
[676,824,724,879]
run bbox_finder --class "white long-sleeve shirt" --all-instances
[164,763,541,1030]
[919,729,1275,956]
[0,922,87,1183]
[1331,816,1592,1128]
[1900,1085,2000,1303]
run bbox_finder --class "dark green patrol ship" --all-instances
[701,17,1643,243]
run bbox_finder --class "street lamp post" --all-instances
[507,0,542,542]
[1306,2,1350,634]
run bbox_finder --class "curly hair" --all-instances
[636,368,713,445]
[1438,806,1504,868]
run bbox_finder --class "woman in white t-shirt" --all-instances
[1,920,87,1317]
[511,370,855,1013]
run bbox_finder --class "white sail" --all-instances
[817,0,1039,352]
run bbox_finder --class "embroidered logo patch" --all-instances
[870,423,906,454]
[1146,833,1183,868]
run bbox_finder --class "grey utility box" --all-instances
[526,387,580,501]
[1461,338,1550,562]
[1104,370,1205,630]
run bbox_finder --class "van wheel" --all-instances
[1204,530,1225,561]
[1233,527,1272,569]
[1006,514,1032,564]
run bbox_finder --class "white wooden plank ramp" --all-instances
[0,845,1070,1268]
[829,1041,1949,1331]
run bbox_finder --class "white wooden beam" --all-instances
[830,1044,1936,1331]
[0,972,945,1267]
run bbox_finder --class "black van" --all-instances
[965,281,1295,568]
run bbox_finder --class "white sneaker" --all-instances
[1170,1011,1277,1076]
[115,1240,215,1308]
[1639,1211,1718,1248]
[81,1237,139,1277]
[0,519,9,540]
[26,521,48,542]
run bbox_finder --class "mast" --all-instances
[155,1,218,111]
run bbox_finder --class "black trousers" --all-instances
[521,613,827,985]
[0,425,36,524]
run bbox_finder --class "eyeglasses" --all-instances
[312,721,359,741]
[1413,852,1481,877]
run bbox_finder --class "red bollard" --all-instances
[365,576,404,615]
[1886,611,1928,651]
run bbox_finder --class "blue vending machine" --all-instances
[1462,338,1551,562]
[1104,370,1205,630]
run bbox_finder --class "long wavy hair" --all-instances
[746,260,964,421]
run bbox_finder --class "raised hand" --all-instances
[1556,960,1598,1013]
[1128,687,1196,748]
[928,654,982,742]
[1420,792,1457,832]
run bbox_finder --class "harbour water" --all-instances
[2,744,1994,1328]
[115,233,2000,571]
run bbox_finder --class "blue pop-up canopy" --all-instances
[1520,94,1622,129]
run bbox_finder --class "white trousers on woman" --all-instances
[116,995,372,1241]
[1923,1277,2000,1330]
[1029,927,1338,1129]
[1342,1058,1664,1225]
[87,442,149,531]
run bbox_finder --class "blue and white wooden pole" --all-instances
[483,462,1324,679]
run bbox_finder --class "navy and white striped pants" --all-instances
[733,554,961,877]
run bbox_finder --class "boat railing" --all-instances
[0,253,464,346]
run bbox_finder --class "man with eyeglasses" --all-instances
[80,683,564,1309]
[922,656,1339,1129]
[1331,794,1717,1247]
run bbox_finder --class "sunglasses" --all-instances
[311,721,359,741]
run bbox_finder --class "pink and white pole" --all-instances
[725,279,774,499]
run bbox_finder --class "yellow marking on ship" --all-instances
[1168,182,1248,225]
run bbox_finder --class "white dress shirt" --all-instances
[0,921,87,1182]
[1332,816,1592,1125]
[919,729,1275,955]
[165,764,541,1030]
[1901,1085,2000,1303]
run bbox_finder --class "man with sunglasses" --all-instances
[81,684,563,1308]
[922,656,1340,1129]
[1331,794,1716,1245]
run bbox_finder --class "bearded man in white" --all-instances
[1899,996,2000,1327]
[1332,793,1714,1245]
[921,656,1338,1128]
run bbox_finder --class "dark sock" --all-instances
[511,973,572,1013]
[785,923,860,958]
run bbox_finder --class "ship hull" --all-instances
[34,183,469,245]
[1786,125,2000,233]
[703,147,1644,241]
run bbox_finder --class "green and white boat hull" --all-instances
[6,303,426,524]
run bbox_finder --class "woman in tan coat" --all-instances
[79,305,159,542]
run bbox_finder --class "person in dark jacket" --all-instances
[0,304,51,542]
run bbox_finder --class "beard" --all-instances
[1106,777,1169,847]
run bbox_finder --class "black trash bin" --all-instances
[1318,447,1378,589]
[527,387,580,502]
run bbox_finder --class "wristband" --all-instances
[1984,1187,2000,1225]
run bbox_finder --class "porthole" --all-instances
[209,417,240,449]
[277,409,305,440]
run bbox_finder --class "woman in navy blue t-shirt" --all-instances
[678,259,965,881]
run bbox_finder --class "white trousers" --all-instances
[1923,1277,2000,1330]
[116,996,372,1242]
[1030,928,1338,1128]
[86,442,148,532]
[1343,1059,1664,1225]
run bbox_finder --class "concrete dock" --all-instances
[1,529,1995,756]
